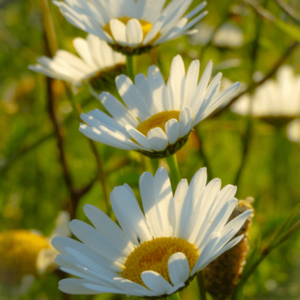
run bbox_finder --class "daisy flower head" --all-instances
[0,212,70,296]
[52,167,252,297]
[80,55,240,158]
[29,34,126,90]
[232,65,300,126]
[53,0,208,55]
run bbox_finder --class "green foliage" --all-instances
[0,0,300,299]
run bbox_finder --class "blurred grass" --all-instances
[0,0,300,299]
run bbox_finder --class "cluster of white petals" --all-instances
[53,0,207,54]
[29,34,125,86]
[52,167,251,297]
[80,55,240,156]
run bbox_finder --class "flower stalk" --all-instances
[126,55,135,81]
[165,154,181,188]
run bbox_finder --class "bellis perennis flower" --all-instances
[80,55,240,158]
[29,34,126,89]
[52,167,252,298]
[53,0,208,55]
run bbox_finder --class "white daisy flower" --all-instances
[29,34,126,89]
[0,212,70,296]
[53,0,208,55]
[287,118,300,143]
[232,65,300,126]
[52,167,252,297]
[79,55,240,158]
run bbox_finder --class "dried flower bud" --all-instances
[203,197,254,299]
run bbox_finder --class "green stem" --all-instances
[165,154,181,188]
[197,271,207,300]
[167,292,181,300]
[126,55,135,81]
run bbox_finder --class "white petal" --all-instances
[184,59,200,108]
[69,220,126,265]
[147,65,168,112]
[59,278,99,294]
[110,19,127,46]
[110,186,152,246]
[147,127,169,151]
[179,167,207,239]
[100,92,139,128]
[125,125,152,149]
[116,75,150,121]
[141,271,172,294]
[173,179,189,237]
[140,171,164,238]
[126,19,143,47]
[165,118,180,145]
[83,204,134,256]
[168,252,190,285]
[178,107,193,137]
[167,55,185,110]
[153,167,174,237]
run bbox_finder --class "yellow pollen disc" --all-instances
[123,237,199,286]
[0,230,50,284]
[103,16,161,45]
[136,111,181,137]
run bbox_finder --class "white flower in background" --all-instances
[53,0,208,55]
[212,23,243,48]
[232,65,300,125]
[29,34,126,89]
[80,55,240,158]
[0,211,70,296]
[52,167,251,297]
[287,119,300,143]
[189,22,243,48]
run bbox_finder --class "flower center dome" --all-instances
[136,111,181,137]
[103,16,160,44]
[123,237,198,286]
[0,230,50,284]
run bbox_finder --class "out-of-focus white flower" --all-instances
[79,55,240,158]
[189,22,243,48]
[29,34,126,88]
[287,119,300,143]
[232,66,300,125]
[53,0,207,55]
[213,23,243,48]
[0,211,70,296]
[52,167,252,297]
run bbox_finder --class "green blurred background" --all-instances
[1,0,300,299]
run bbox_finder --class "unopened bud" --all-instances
[203,197,254,299]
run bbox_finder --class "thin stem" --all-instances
[165,154,181,188]
[274,0,300,24]
[126,55,135,81]
[65,86,111,215]
[167,292,181,300]
[197,271,207,300]
[39,0,58,56]
[234,0,266,186]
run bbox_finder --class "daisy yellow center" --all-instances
[123,237,199,286]
[0,230,50,284]
[103,16,160,43]
[136,111,181,137]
